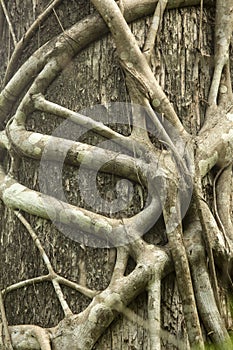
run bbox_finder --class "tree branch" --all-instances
[0,291,13,350]
[2,274,98,300]
[197,106,233,176]
[51,249,169,349]
[14,210,73,317]
[0,0,17,47]
[0,0,211,126]
[2,275,51,295]
[147,275,162,350]
[207,0,233,106]
[0,245,170,350]
[184,218,232,348]
[0,166,121,243]
[91,0,188,137]
[0,165,164,247]
[215,162,233,241]
[7,123,147,183]
[143,0,168,64]
[110,247,129,282]
[162,178,204,349]
[32,93,139,153]
[9,325,52,350]
[3,0,63,84]
[195,181,222,301]
[56,276,98,299]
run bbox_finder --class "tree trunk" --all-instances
[0,1,233,349]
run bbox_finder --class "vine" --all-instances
[0,0,232,349]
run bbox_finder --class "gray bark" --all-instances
[0,0,233,349]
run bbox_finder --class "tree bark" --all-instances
[0,0,233,349]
